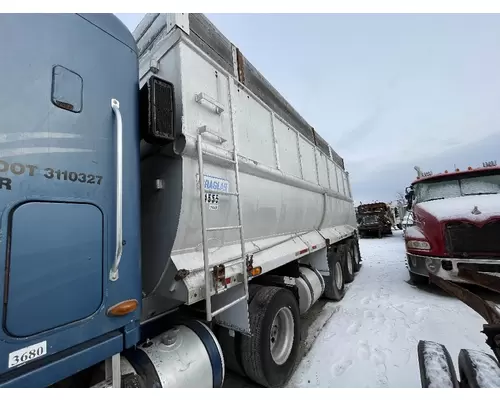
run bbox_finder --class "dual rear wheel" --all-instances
[323,241,361,301]
[418,340,500,388]
[218,239,362,387]
[218,285,301,388]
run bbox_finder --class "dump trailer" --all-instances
[0,13,359,388]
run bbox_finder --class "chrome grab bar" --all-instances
[109,98,123,282]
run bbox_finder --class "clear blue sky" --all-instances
[116,13,500,203]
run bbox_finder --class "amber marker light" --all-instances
[107,299,139,316]
[249,266,262,276]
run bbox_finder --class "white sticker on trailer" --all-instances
[203,175,229,193]
[8,341,47,368]
[203,175,228,211]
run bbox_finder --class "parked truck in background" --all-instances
[0,13,360,388]
[356,202,394,238]
[391,203,406,230]
[404,161,500,285]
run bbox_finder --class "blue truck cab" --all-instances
[0,13,142,387]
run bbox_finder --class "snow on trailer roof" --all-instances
[134,13,345,170]
[411,164,500,185]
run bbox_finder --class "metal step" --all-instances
[202,150,236,164]
[206,225,242,232]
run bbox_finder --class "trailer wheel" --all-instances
[417,340,459,388]
[343,245,355,283]
[248,284,265,302]
[216,284,264,376]
[458,349,500,388]
[352,240,362,273]
[323,246,346,301]
[240,286,300,387]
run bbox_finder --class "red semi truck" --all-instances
[404,161,500,285]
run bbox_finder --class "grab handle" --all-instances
[109,98,123,282]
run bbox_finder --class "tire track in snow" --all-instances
[286,231,495,388]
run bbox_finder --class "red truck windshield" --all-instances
[414,173,500,203]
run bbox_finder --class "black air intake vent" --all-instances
[140,76,175,145]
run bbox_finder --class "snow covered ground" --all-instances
[286,230,496,388]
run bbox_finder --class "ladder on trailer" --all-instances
[196,99,248,322]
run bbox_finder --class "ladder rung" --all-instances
[201,140,235,153]
[206,225,242,232]
[205,189,239,196]
[202,150,236,164]
[211,294,247,317]
[195,93,225,114]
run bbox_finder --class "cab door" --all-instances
[0,13,141,381]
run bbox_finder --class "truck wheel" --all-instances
[350,240,361,273]
[409,271,427,286]
[323,246,346,301]
[216,284,264,376]
[343,245,355,283]
[458,349,500,388]
[417,340,459,388]
[248,284,264,302]
[240,286,300,387]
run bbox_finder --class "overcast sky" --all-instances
[116,13,500,203]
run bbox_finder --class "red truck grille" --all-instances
[445,221,500,256]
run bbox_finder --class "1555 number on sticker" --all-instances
[8,341,47,368]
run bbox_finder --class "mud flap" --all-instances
[212,283,250,335]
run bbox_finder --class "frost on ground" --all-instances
[287,230,496,388]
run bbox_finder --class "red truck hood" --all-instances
[417,193,500,225]
[408,194,500,257]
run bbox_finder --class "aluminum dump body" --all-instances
[135,14,357,317]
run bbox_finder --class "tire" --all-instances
[409,271,428,286]
[215,284,264,376]
[240,286,301,387]
[351,240,362,273]
[323,246,346,301]
[343,245,355,284]
[417,340,459,388]
[248,284,264,302]
[216,325,245,376]
[458,349,500,388]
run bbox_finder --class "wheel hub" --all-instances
[270,307,294,365]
